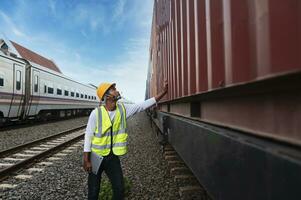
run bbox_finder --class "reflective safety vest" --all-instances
[91,103,128,156]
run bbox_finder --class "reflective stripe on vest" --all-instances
[91,103,128,156]
[91,142,127,150]
[95,128,127,138]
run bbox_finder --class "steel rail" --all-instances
[0,126,86,182]
[0,125,86,157]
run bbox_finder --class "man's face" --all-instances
[107,85,120,99]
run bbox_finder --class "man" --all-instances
[83,82,168,200]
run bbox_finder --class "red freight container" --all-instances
[146,0,301,146]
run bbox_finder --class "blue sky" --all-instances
[0,0,154,102]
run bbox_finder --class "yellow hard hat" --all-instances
[97,82,116,100]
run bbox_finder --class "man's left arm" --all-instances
[124,81,168,119]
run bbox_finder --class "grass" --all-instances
[99,177,132,200]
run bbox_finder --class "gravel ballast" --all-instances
[0,117,88,151]
[0,112,179,199]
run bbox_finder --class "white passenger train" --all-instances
[0,45,99,124]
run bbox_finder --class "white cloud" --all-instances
[0,0,154,102]
[130,0,154,29]
[0,10,28,39]
[48,0,57,16]
[59,37,149,102]
[74,3,107,33]
[74,52,81,61]
[112,0,126,20]
[81,29,88,38]
[48,0,153,102]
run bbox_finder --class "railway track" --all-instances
[0,125,86,182]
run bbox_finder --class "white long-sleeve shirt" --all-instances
[83,97,156,152]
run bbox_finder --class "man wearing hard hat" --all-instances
[83,81,168,200]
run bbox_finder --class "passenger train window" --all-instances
[0,75,4,87]
[44,85,47,93]
[71,92,75,97]
[16,70,21,90]
[48,87,54,94]
[81,94,83,98]
[57,88,62,95]
[88,96,90,99]
[64,90,69,96]
[34,75,38,92]
[76,93,79,98]
[85,95,87,99]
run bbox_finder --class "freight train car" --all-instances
[0,41,99,125]
[146,0,301,199]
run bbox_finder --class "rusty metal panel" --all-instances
[195,0,208,92]
[163,28,168,101]
[171,20,176,99]
[167,26,170,101]
[147,0,301,145]
[223,0,253,85]
[187,0,196,95]
[169,22,174,100]
[200,91,301,146]
[171,1,177,99]
[248,0,271,77]
[206,0,225,89]
[162,29,165,85]
[168,24,173,100]
[268,0,300,73]
[180,0,188,96]
[175,0,182,98]
[149,0,301,98]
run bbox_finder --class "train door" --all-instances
[8,64,25,118]
[31,70,40,116]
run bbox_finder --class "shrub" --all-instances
[99,177,132,200]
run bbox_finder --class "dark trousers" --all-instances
[88,153,124,200]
